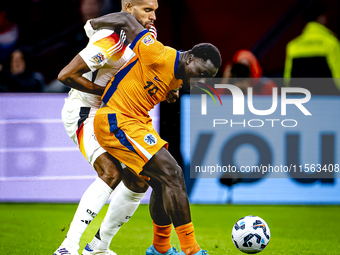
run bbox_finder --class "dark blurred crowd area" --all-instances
[0,0,340,94]
[0,0,120,92]
[1,0,339,178]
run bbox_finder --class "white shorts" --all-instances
[61,90,106,166]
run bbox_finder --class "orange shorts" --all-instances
[94,107,168,174]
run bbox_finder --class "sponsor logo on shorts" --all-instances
[142,35,155,46]
[92,52,105,64]
[144,134,157,145]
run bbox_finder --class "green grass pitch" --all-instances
[1,203,339,254]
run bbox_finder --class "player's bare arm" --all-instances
[91,12,144,43]
[58,55,105,95]
[58,12,145,97]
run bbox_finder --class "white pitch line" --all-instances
[0,119,63,124]
[0,147,78,153]
[0,175,97,182]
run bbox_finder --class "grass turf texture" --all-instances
[1,204,339,254]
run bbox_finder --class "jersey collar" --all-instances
[174,51,180,74]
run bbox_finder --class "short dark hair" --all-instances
[303,1,327,22]
[190,43,222,69]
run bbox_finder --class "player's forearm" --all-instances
[59,75,104,96]
[58,69,104,96]
[90,12,144,42]
[58,54,104,95]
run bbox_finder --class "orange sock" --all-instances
[153,221,172,254]
[175,222,200,255]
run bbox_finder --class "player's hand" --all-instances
[166,89,179,103]
[149,24,157,40]
[84,20,95,38]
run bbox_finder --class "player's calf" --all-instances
[142,147,190,227]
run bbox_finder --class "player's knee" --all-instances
[99,171,122,189]
[95,165,122,189]
[94,153,123,189]
[143,148,186,190]
[122,168,149,193]
[162,164,185,189]
[123,178,149,193]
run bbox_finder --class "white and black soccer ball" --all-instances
[231,215,270,254]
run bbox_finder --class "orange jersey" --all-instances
[101,30,183,119]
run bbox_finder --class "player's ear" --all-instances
[187,54,195,65]
[125,2,134,14]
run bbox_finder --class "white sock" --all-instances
[64,177,113,249]
[88,183,145,250]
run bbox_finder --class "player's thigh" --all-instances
[141,147,185,188]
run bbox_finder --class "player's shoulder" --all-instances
[89,29,116,43]
[164,46,176,53]
[162,46,178,61]
[153,47,179,79]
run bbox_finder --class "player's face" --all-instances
[183,58,218,90]
[131,0,158,29]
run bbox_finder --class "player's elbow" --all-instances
[58,69,71,85]
[57,71,66,84]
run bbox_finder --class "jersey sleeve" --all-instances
[79,29,123,72]
[129,30,165,66]
[148,24,157,40]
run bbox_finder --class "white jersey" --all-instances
[70,21,135,108]
[62,21,135,166]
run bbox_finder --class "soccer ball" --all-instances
[231,216,270,254]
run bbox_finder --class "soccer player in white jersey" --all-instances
[52,1,178,255]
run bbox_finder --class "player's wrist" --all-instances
[84,20,95,38]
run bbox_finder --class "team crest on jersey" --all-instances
[91,52,105,64]
[144,134,157,145]
[142,35,155,46]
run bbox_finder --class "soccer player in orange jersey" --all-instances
[88,12,221,255]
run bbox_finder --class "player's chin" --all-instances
[145,23,153,29]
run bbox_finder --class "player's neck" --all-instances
[175,52,188,80]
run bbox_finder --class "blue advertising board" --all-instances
[0,93,159,202]
[181,92,340,204]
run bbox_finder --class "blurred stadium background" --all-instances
[1,0,339,205]
[1,0,340,254]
